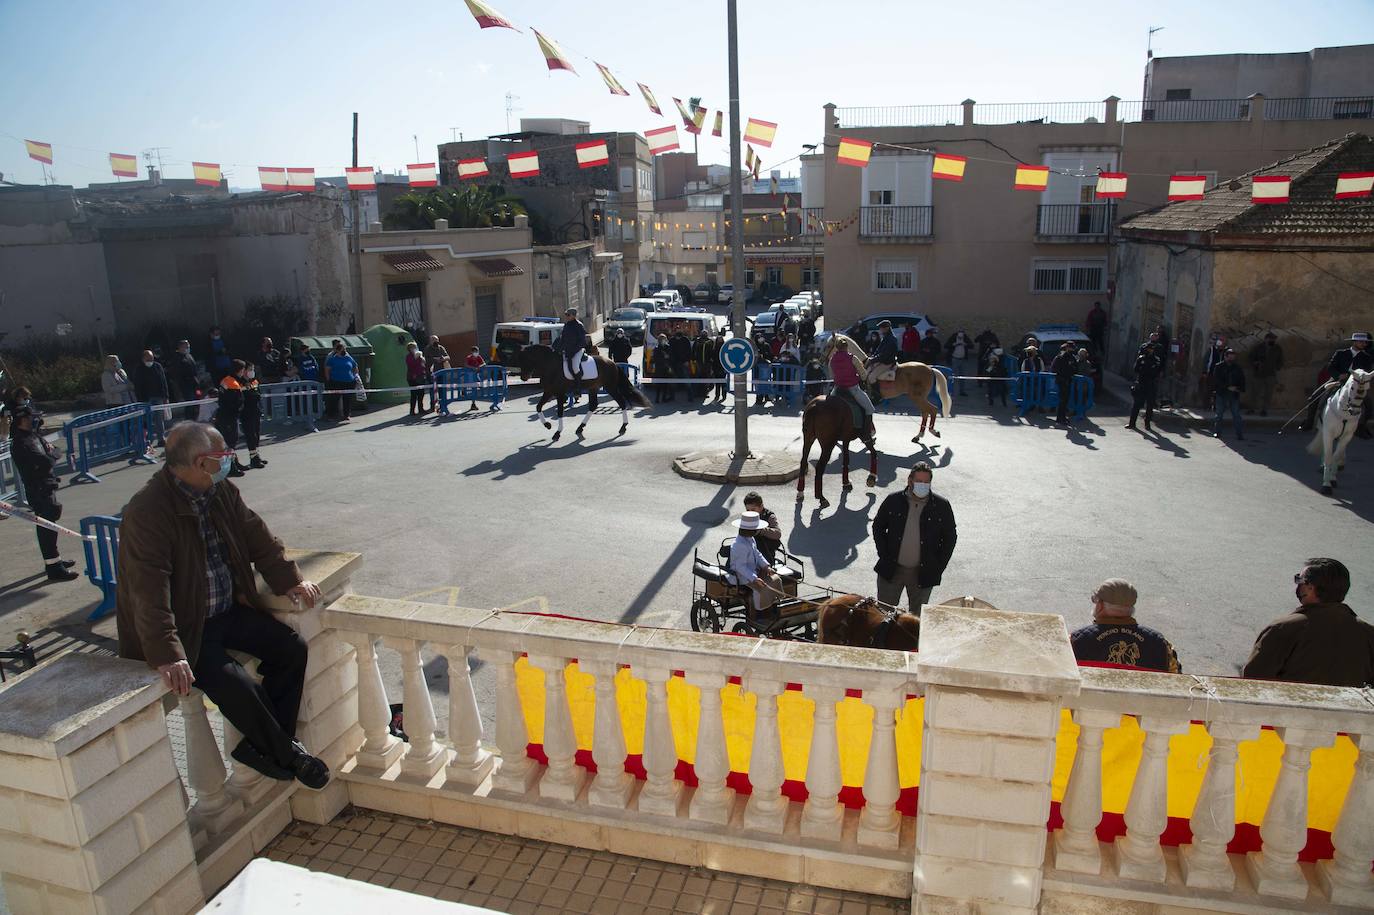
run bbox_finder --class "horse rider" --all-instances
[864,320,901,386]
[1302,331,1372,434]
[560,307,588,385]
[830,337,876,442]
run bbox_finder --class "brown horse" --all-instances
[816,594,920,651]
[516,344,651,440]
[797,394,879,509]
[822,332,951,442]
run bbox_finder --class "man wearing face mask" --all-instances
[116,422,330,788]
[1242,558,1374,688]
[871,462,957,615]
[132,349,170,448]
[9,404,81,581]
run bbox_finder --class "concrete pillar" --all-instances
[913,605,1081,914]
[1248,92,1266,125]
[1104,95,1120,125]
[961,99,976,127]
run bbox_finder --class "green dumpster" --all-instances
[289,334,376,411]
[362,324,415,405]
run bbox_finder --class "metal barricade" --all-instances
[261,380,324,432]
[63,404,156,483]
[752,363,803,408]
[1067,375,1096,419]
[436,366,508,415]
[80,515,121,621]
[0,441,27,507]
[615,363,641,387]
[1011,372,1052,416]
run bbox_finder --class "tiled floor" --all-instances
[261,808,909,915]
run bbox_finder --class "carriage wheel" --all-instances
[690,598,724,633]
[731,621,758,636]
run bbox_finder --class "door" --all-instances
[475,286,501,356]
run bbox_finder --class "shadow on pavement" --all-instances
[616,485,736,624]
[1223,430,1374,523]
[788,489,877,579]
[459,436,636,481]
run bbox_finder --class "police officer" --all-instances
[1127,342,1163,432]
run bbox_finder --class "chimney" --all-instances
[514,214,529,229]
[434,218,450,230]
[147,166,162,186]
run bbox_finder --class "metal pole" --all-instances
[727,0,749,457]
[349,112,363,334]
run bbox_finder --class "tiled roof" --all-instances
[1119,133,1374,237]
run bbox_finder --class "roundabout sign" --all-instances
[719,337,755,375]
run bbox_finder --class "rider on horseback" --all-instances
[830,337,876,442]
[561,307,588,385]
[1302,331,1372,434]
[864,320,901,387]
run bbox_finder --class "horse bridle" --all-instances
[854,596,904,649]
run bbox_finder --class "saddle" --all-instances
[830,385,867,430]
[868,361,897,383]
[562,353,599,382]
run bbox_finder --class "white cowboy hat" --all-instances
[733,511,764,530]
[1351,332,1371,343]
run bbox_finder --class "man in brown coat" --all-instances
[116,422,329,788]
[1242,558,1374,688]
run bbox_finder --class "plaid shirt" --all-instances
[175,478,233,619]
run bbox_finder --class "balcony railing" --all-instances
[859,205,933,239]
[1265,95,1374,121]
[1036,203,1115,239]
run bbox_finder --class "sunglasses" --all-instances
[1293,573,1309,584]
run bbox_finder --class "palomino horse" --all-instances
[516,344,651,440]
[817,593,999,652]
[1307,368,1372,494]
[797,393,878,509]
[822,333,951,442]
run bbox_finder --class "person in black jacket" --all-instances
[864,321,901,385]
[9,405,80,581]
[1050,341,1079,426]
[607,329,633,365]
[1211,348,1246,439]
[170,339,201,421]
[257,337,285,384]
[214,360,249,477]
[669,330,693,398]
[1303,332,1373,436]
[560,308,588,384]
[1127,343,1162,432]
[871,462,957,614]
[241,365,268,469]
[132,349,171,447]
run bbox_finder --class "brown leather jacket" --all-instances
[116,467,300,669]
[1241,602,1374,688]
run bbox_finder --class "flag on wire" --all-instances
[770,174,779,194]
[463,0,519,30]
[25,140,53,164]
[1013,165,1050,191]
[638,83,661,115]
[753,154,762,182]
[672,98,699,133]
[575,140,609,169]
[836,137,872,168]
[712,111,723,138]
[646,124,680,155]
[508,150,541,178]
[532,29,576,73]
[692,105,708,134]
[259,167,288,191]
[192,162,222,186]
[595,62,629,96]
[743,118,777,148]
[932,153,966,181]
[345,167,375,190]
[1335,171,1374,199]
[1167,175,1207,200]
[1095,172,1128,199]
[745,146,755,171]
[287,167,315,192]
[458,158,489,180]
[109,153,139,178]
[408,163,438,187]
[1251,175,1290,204]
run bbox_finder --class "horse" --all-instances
[1307,369,1372,494]
[797,393,878,509]
[516,344,651,440]
[821,333,951,442]
[816,594,920,651]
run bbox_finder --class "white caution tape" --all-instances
[0,499,97,540]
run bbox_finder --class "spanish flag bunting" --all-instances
[753,154,762,182]
[932,153,966,182]
[458,158,489,180]
[712,111,723,138]
[258,167,288,191]
[1167,175,1207,200]
[575,140,609,169]
[287,167,315,192]
[109,153,139,178]
[743,117,777,148]
[192,162,222,186]
[407,163,438,187]
[25,140,53,164]
[532,29,576,74]
[836,137,872,168]
[507,150,540,178]
[345,167,375,190]
[637,83,661,115]
[770,174,779,194]
[1095,172,1128,199]
[672,98,699,134]
[595,62,629,97]
[692,105,708,134]
[745,146,755,171]
[1013,164,1050,191]
[462,0,519,31]
[1251,174,1290,204]
[646,124,680,155]
[1335,171,1374,199]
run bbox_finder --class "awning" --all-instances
[469,257,525,278]
[383,251,445,272]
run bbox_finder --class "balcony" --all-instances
[1036,202,1115,241]
[859,206,933,242]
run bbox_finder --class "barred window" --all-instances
[874,259,915,292]
[1031,259,1106,294]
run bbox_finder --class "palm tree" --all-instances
[383,186,528,230]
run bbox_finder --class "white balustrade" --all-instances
[742,677,787,834]
[384,637,447,780]
[1179,722,1260,890]
[636,665,682,816]
[1317,732,1374,907]
[800,685,845,841]
[344,633,404,772]
[529,654,585,802]
[686,671,734,825]
[221,717,273,806]
[490,650,538,794]
[1053,708,1120,874]
[1246,727,1333,899]
[439,643,494,787]
[583,659,632,808]
[179,690,244,835]
[857,686,905,848]
[1115,716,1190,882]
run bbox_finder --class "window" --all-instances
[1165,88,1191,101]
[802,266,821,288]
[621,219,636,242]
[385,283,424,328]
[619,166,634,192]
[766,267,783,285]
[638,167,654,199]
[1031,259,1106,294]
[744,267,756,286]
[874,259,915,292]
[868,190,894,206]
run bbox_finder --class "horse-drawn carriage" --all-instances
[689,539,826,640]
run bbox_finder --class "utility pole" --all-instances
[349,113,363,335]
[727,0,748,457]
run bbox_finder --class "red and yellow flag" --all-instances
[712,111,723,139]
[836,137,872,168]
[462,0,518,30]
[532,29,576,73]
[672,98,698,134]
[258,167,288,191]
[745,146,756,171]
[575,141,609,169]
[1335,171,1374,199]
[932,153,966,182]
[637,83,661,116]
[109,153,139,178]
[743,117,777,148]
[1167,175,1207,200]
[25,140,53,164]
[595,62,629,96]
[345,168,376,190]
[286,167,315,192]
[692,105,708,134]
[1013,164,1050,191]
[1095,172,1128,199]
[458,158,489,180]
[646,125,680,155]
[1251,175,1290,204]
[408,163,438,187]
[507,150,540,178]
[192,162,222,186]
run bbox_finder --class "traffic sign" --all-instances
[719,338,756,375]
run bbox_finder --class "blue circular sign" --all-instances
[719,338,756,375]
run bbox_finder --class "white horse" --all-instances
[1307,369,1372,494]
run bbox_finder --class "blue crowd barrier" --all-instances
[81,514,121,621]
[615,363,641,387]
[63,404,156,483]
[1010,372,1095,418]
[436,365,508,415]
[751,363,803,408]
[0,441,27,507]
[261,380,324,432]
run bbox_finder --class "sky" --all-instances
[2,0,1373,188]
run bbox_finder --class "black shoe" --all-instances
[228,465,246,478]
[288,741,330,790]
[1125,423,1137,430]
[232,739,294,781]
[250,456,268,469]
[60,559,77,569]
[46,564,80,582]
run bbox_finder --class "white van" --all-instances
[490,321,563,366]
[651,290,683,311]
[642,312,723,375]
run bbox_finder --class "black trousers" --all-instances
[986,379,1007,406]
[192,603,308,766]
[409,384,427,413]
[326,380,353,418]
[214,411,239,450]
[241,412,261,451]
[1130,384,1156,427]
[31,493,61,561]
[1056,379,1074,422]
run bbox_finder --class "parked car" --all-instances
[838,313,936,352]
[490,321,563,366]
[718,284,754,305]
[651,289,684,311]
[750,306,798,341]
[644,282,664,295]
[642,312,724,375]
[606,307,648,345]
[757,282,796,305]
[627,296,659,314]
[692,282,719,303]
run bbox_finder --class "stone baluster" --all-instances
[1180,722,1260,890]
[636,666,683,816]
[857,686,905,848]
[344,633,404,772]
[221,717,272,806]
[529,654,586,802]
[1053,708,1120,874]
[1115,716,1190,882]
[439,644,493,786]
[382,637,447,780]
[583,660,633,809]
[490,651,538,794]
[800,685,845,841]
[178,690,243,835]
[743,677,787,834]
[1246,728,1333,899]
[687,671,734,825]
[1317,733,1374,907]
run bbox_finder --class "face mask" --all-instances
[209,454,233,484]
[910,482,931,498]
[143,359,154,367]
[246,370,256,380]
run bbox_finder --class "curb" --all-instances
[673,450,800,485]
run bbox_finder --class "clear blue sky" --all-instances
[2,0,1371,188]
